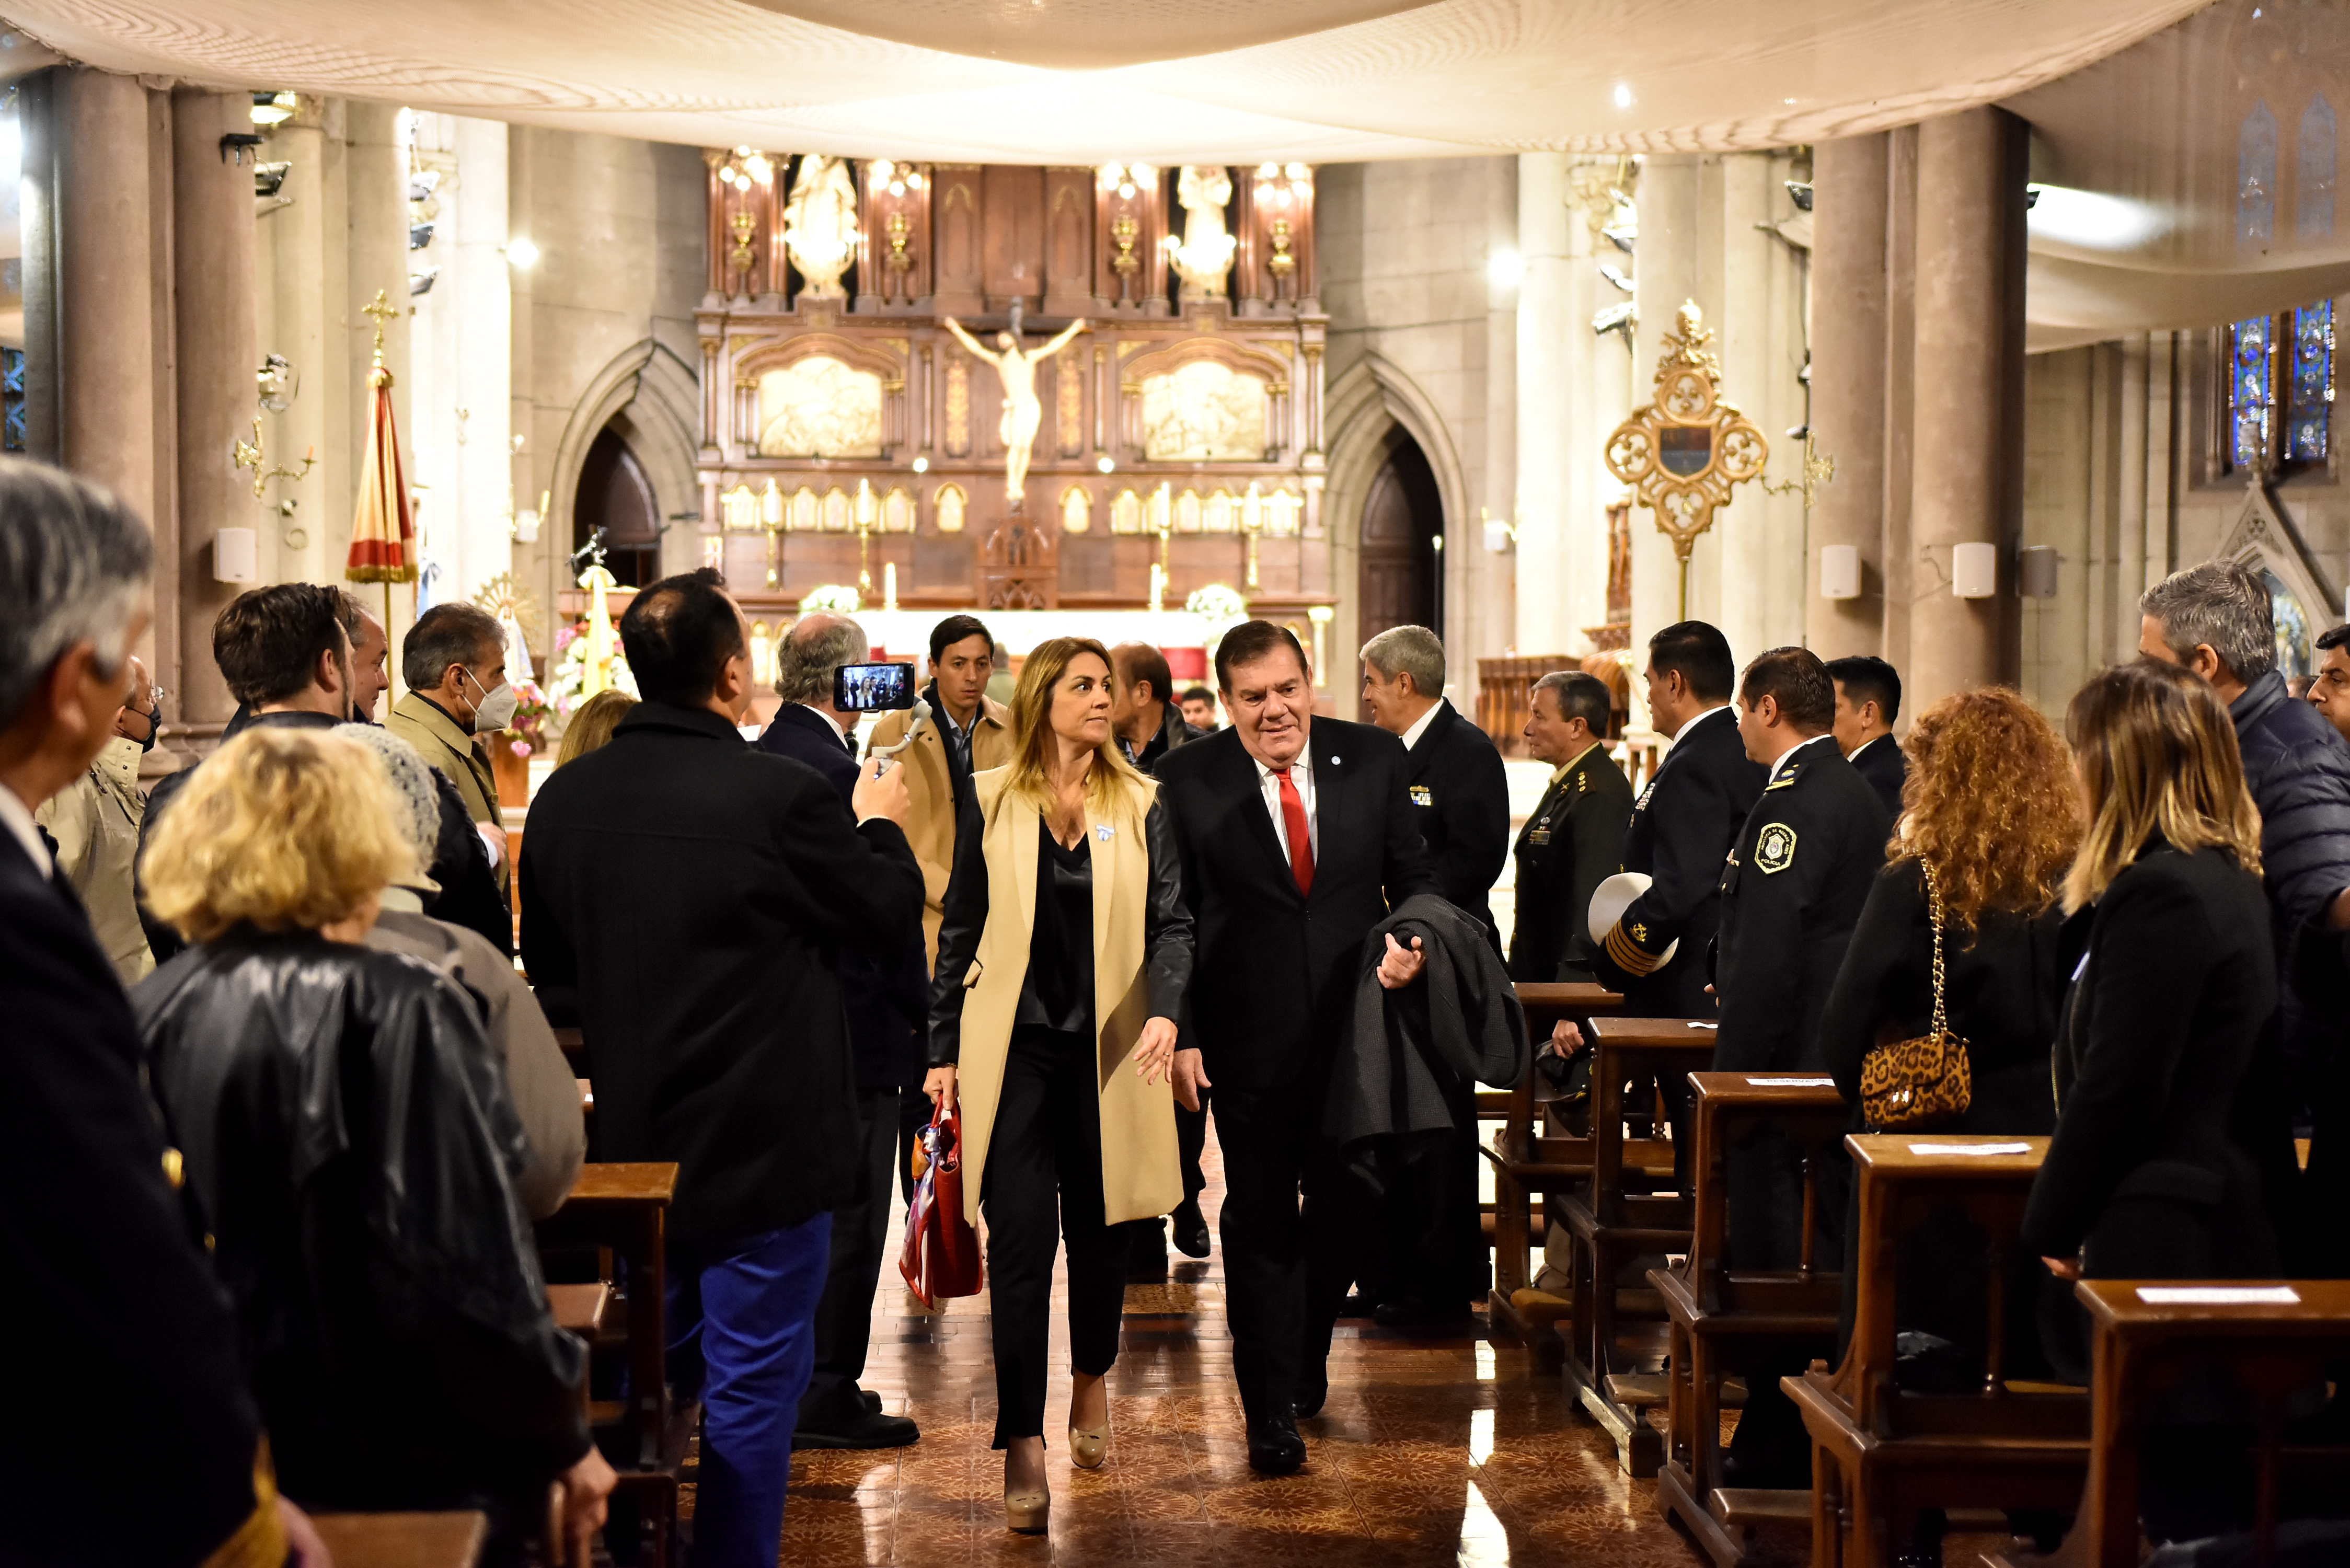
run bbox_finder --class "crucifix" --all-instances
[941,301,1087,508]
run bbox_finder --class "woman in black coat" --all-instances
[2022,658,2283,1286]
[1819,687,2080,1135]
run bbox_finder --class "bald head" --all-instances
[775,611,869,720]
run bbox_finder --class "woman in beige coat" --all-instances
[924,636,1193,1532]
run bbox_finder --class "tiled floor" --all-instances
[758,1125,1711,1567]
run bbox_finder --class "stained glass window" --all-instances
[1,348,21,455]
[2231,314,2274,469]
[2286,301,2334,464]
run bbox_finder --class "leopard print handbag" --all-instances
[1858,859,1974,1131]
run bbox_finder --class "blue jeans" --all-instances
[666,1213,833,1568]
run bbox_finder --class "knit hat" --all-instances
[338,723,441,893]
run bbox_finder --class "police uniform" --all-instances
[1848,732,1908,821]
[1401,699,1511,951]
[1508,742,1635,984]
[1591,706,1765,1017]
[1711,733,1891,1073]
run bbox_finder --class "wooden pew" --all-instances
[1787,1134,2088,1568]
[1484,981,1624,1352]
[1559,1014,1722,1476]
[1987,1279,2350,1568]
[312,1512,485,1568]
[1653,1070,1849,1565]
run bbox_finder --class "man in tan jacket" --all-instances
[865,613,1012,966]
[387,602,512,892]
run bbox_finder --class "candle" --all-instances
[884,561,897,611]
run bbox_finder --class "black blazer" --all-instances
[1712,737,1890,1074]
[1155,719,1439,1092]
[1817,857,2061,1134]
[520,701,925,1248]
[1402,700,1510,947]
[758,704,929,1092]
[2019,843,2283,1277]
[1849,733,1908,821]
[1594,706,1765,1017]
[1,835,269,1565]
[1510,744,1635,984]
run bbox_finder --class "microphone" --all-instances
[869,697,931,773]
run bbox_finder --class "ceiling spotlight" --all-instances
[408,170,441,202]
[1602,222,1635,253]
[1593,301,1635,341]
[408,221,434,250]
[408,266,439,296]
[254,160,292,200]
[505,237,539,269]
[1784,180,1814,212]
[249,91,296,127]
[1611,82,1633,110]
[1598,262,1633,293]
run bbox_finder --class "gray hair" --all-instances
[337,723,440,884]
[1533,669,1612,733]
[1360,624,1445,697]
[775,612,869,706]
[401,602,504,693]
[0,461,153,730]
[2141,559,2276,684]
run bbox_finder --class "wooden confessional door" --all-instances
[1356,430,1443,716]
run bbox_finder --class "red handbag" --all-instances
[898,1100,983,1309]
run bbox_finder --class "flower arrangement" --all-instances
[537,616,638,743]
[1185,582,1249,629]
[799,583,862,614]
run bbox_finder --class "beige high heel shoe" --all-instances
[1067,1420,1108,1470]
[1004,1480,1051,1534]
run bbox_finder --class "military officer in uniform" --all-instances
[1709,645,1890,1488]
[1510,670,1633,984]
[1590,622,1764,1018]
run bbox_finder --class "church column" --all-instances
[1806,133,1890,660]
[173,86,263,726]
[345,100,413,684]
[1559,162,1609,655]
[1906,106,2028,709]
[1474,156,1517,670]
[453,115,513,601]
[1629,153,1698,692]
[1514,152,1571,656]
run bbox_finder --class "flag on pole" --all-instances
[348,290,417,588]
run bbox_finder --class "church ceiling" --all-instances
[0,0,2209,163]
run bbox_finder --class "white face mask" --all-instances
[460,665,519,734]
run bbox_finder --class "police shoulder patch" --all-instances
[1755,822,1798,874]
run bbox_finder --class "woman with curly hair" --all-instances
[1818,686,2083,1134]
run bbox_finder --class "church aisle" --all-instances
[744,1131,1702,1567]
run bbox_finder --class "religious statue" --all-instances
[941,303,1087,506]
[1170,164,1236,299]
[782,153,859,298]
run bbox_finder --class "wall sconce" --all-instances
[1952,541,1999,599]
[1819,543,1860,599]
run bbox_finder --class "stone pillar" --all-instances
[256,108,332,587]
[1906,107,2026,709]
[1806,133,1890,660]
[1718,151,1801,664]
[174,86,262,726]
[1560,162,1608,655]
[1515,152,1572,656]
[1474,156,1517,676]
[452,115,513,601]
[1630,154,1699,693]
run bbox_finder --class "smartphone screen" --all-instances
[834,662,916,711]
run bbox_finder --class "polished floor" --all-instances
[733,1125,1720,1568]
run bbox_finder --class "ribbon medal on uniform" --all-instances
[1409,785,1433,806]
[1755,822,1798,875]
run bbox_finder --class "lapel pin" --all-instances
[1096,823,1114,841]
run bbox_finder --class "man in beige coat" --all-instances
[388,602,512,893]
[865,613,1012,965]
[34,654,160,986]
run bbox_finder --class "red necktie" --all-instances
[1274,766,1315,896]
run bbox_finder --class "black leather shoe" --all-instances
[1171,1198,1211,1259]
[793,1408,920,1450]
[861,1389,883,1415]
[1291,1374,1328,1419]
[1247,1415,1307,1474]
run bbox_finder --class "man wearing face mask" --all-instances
[33,653,161,986]
[137,582,360,965]
[389,602,517,894]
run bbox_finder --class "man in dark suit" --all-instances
[1354,623,1509,1325]
[756,613,926,1451]
[1510,670,1634,984]
[1825,654,1907,820]
[1155,620,1438,1473]
[1710,647,1890,1487]
[1108,641,1214,1273]
[0,461,331,1566]
[523,571,922,1566]
[1591,621,1765,1018]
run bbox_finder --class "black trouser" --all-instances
[1216,1080,1379,1426]
[982,1024,1137,1447]
[1357,1080,1484,1308]
[798,1088,903,1429]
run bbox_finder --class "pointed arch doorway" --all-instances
[1356,428,1443,716]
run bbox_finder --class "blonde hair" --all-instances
[142,727,414,943]
[556,688,637,767]
[2062,658,2263,913]
[1893,688,2081,929]
[997,636,1146,819]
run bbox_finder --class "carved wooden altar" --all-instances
[693,155,1333,633]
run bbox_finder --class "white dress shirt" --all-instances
[1398,698,1446,754]
[1770,731,1836,786]
[1252,747,1319,863]
[0,781,52,878]
[1669,703,1735,749]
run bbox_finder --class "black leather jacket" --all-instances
[134,929,590,1514]
[929,790,1193,1064]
